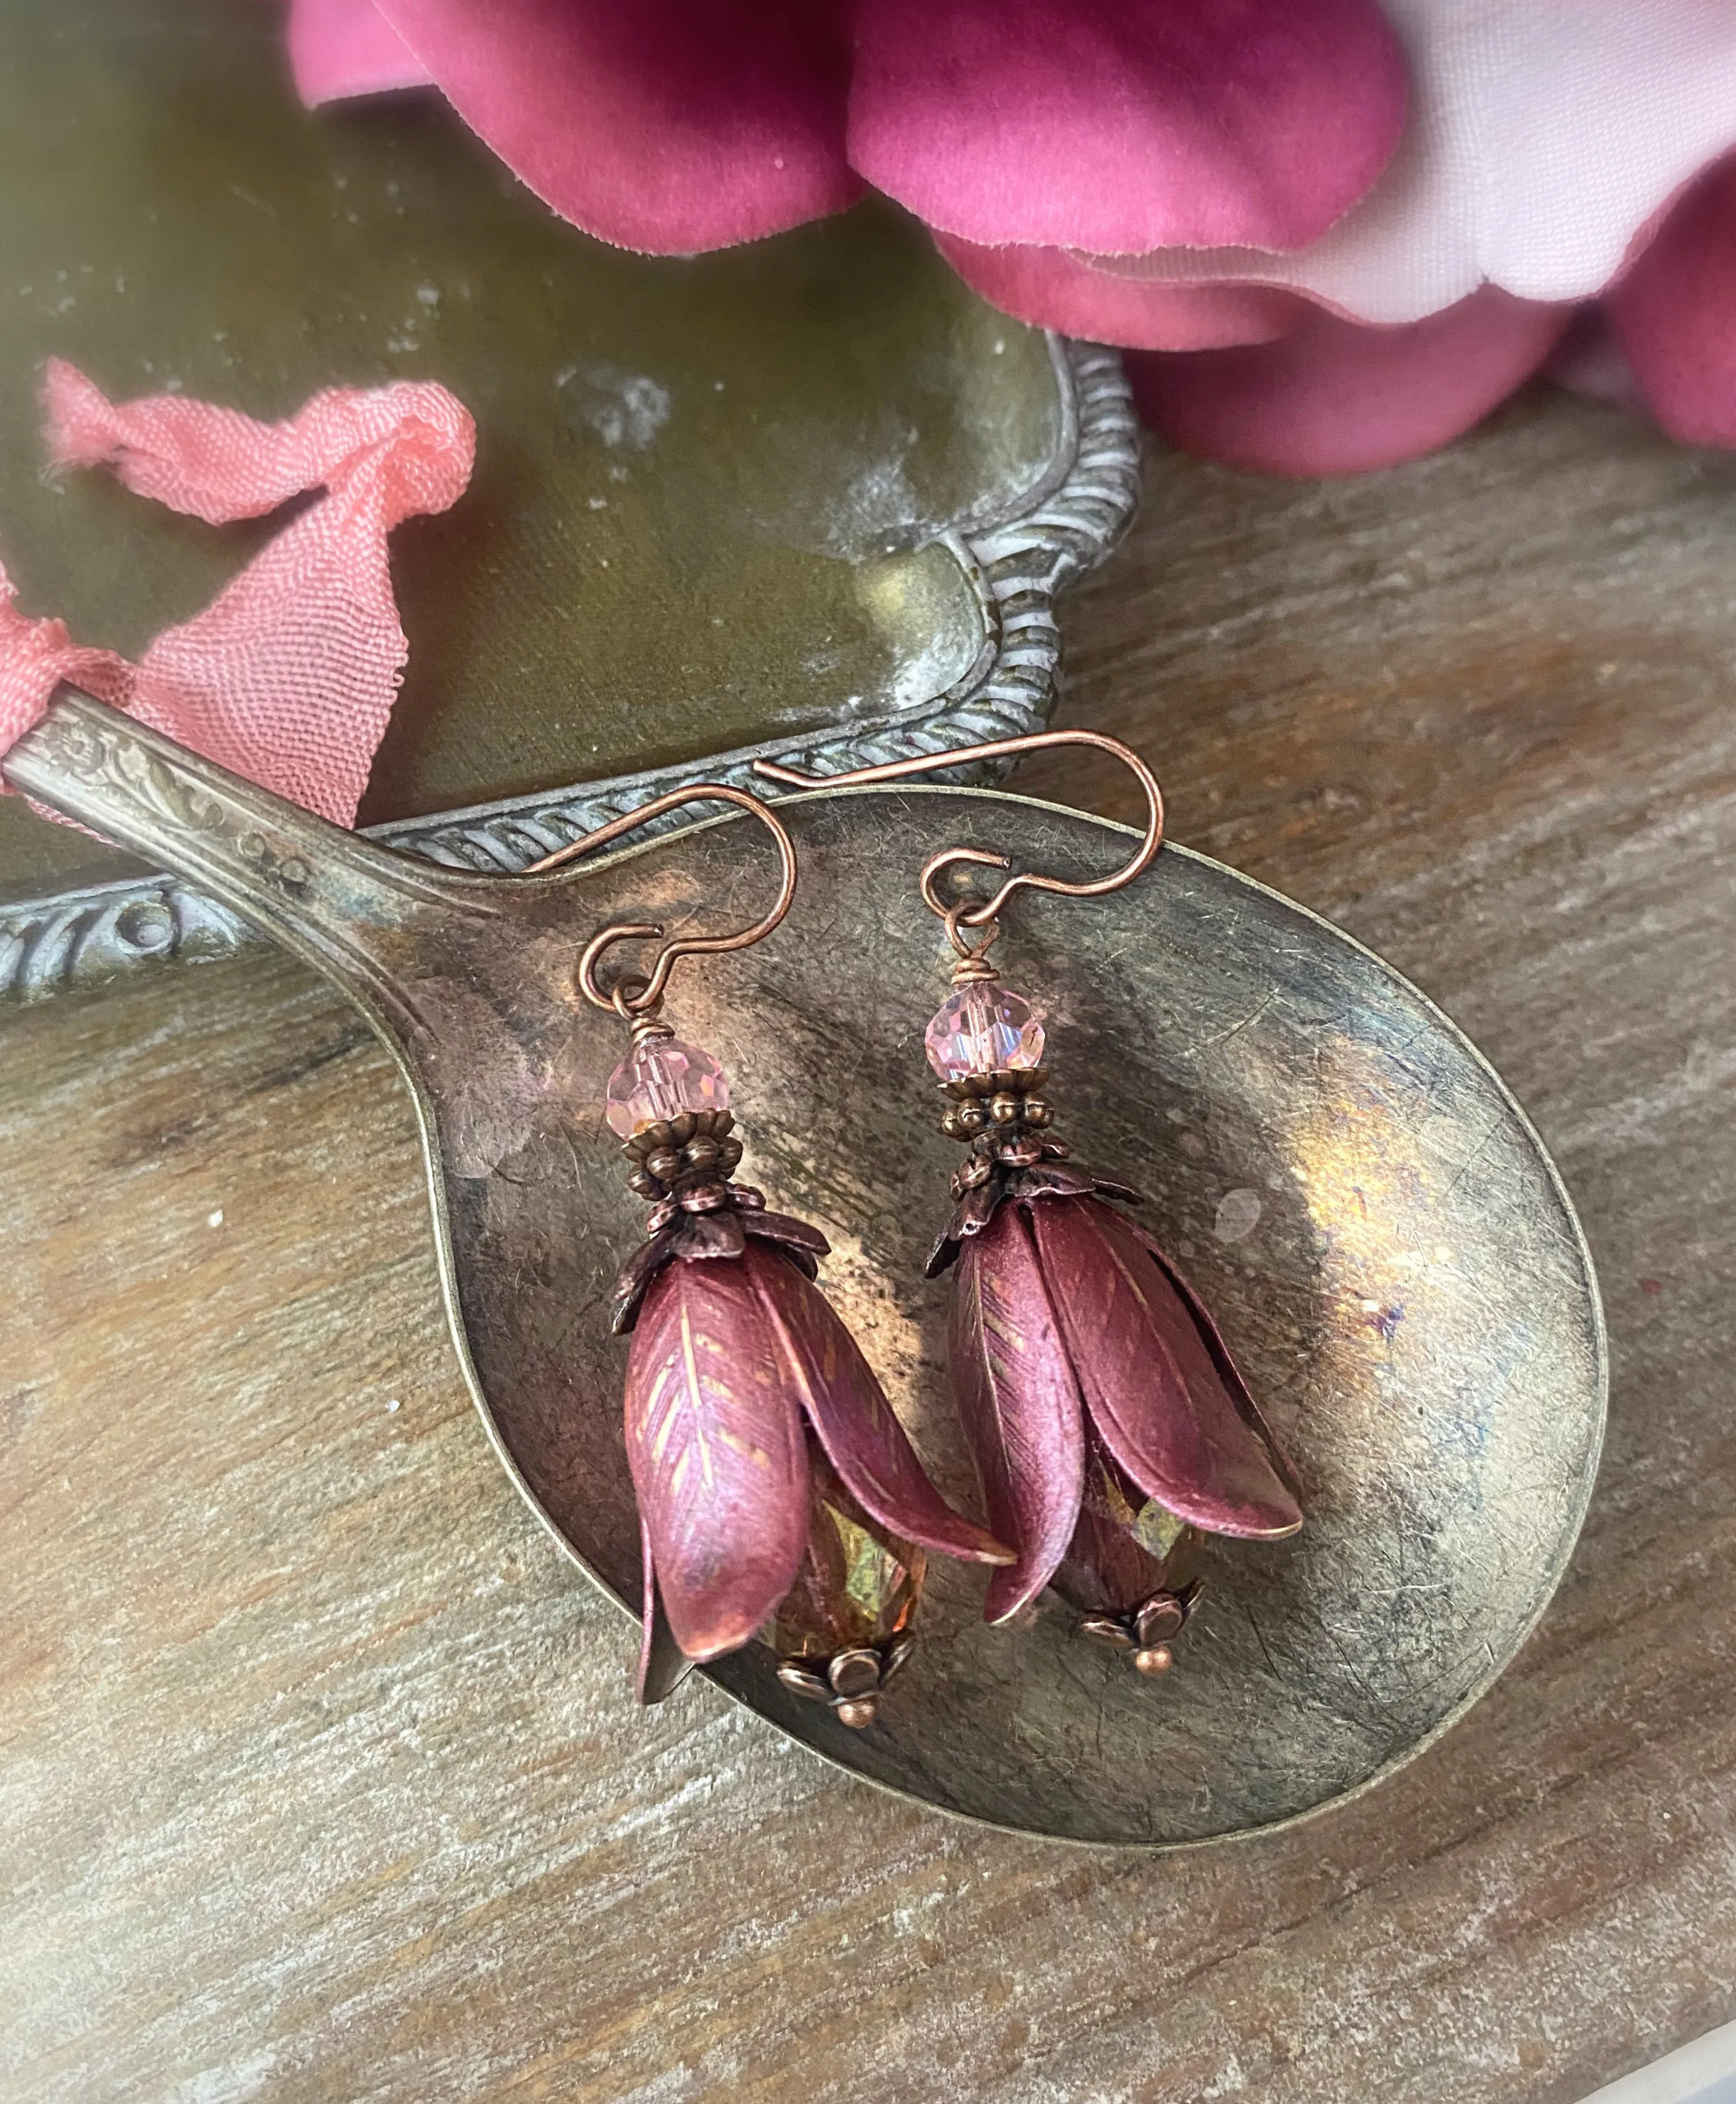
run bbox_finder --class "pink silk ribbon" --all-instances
[0,359,475,827]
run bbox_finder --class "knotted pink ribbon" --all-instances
[0,359,475,826]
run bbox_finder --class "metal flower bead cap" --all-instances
[621,1223,1010,1723]
[936,1170,1302,1637]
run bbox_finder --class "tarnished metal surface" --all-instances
[5,690,1605,1846]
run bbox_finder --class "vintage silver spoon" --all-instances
[4,688,1605,1847]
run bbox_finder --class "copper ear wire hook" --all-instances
[754,730,1164,950]
[522,783,798,1015]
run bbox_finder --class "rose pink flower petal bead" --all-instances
[924,984,1044,1080]
[605,1038,729,1137]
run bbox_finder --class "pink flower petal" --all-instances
[373,0,859,253]
[849,0,1408,254]
[935,235,1303,351]
[1129,287,1573,477]
[1029,1199,1301,1541]
[1074,0,1736,326]
[1605,156,1736,447]
[634,1519,697,1705]
[742,1242,1009,1567]
[623,1255,811,1663]
[288,0,433,106]
[950,1207,1087,1626]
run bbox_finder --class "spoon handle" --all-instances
[4,685,501,1024]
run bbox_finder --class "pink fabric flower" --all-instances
[289,0,1409,306]
[289,0,1736,477]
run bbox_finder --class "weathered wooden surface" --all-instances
[4,385,1733,2101]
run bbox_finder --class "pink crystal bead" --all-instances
[605,1036,729,1137]
[924,983,1045,1079]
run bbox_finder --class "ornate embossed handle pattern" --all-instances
[3,687,500,1020]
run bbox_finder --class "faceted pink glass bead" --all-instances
[924,983,1045,1079]
[605,1037,729,1137]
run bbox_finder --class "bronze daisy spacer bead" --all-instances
[620,1108,747,1204]
[620,1107,734,1165]
[941,1066,1050,1104]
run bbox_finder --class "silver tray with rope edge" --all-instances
[0,0,1137,1003]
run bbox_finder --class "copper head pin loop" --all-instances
[754,730,1164,958]
[522,783,797,1017]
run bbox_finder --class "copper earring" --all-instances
[758,734,1302,1676]
[527,786,1008,1726]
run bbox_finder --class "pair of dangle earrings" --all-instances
[532,735,1302,1731]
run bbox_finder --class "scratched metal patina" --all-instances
[5,691,1606,1845]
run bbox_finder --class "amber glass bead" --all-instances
[768,1445,926,1663]
[1051,1425,1202,1620]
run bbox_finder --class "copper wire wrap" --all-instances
[944,909,1003,981]
[522,783,798,1015]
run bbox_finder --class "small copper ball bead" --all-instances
[1134,1645,1174,1676]
[717,1138,744,1171]
[1023,1098,1052,1127]
[683,1136,720,1171]
[833,1699,878,1729]
[628,1170,662,1199]
[989,1092,1022,1125]
[957,1102,988,1134]
[645,1149,682,1182]
[941,1110,962,1139]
